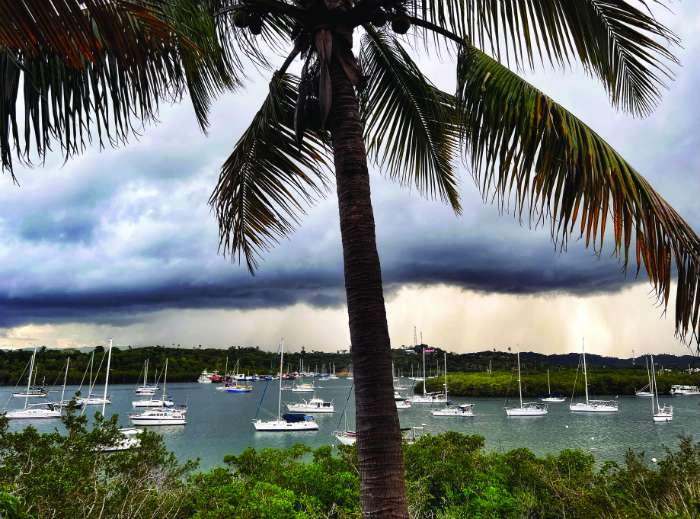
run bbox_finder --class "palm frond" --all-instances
[360,26,460,212]
[456,45,700,344]
[209,73,332,272]
[412,0,679,116]
[0,0,241,177]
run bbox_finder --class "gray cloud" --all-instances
[0,4,698,334]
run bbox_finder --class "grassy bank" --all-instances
[422,369,700,397]
[1,412,699,518]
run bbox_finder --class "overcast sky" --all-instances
[1,3,698,356]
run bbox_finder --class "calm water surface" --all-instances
[3,378,698,471]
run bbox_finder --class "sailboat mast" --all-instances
[144,359,148,387]
[651,355,658,414]
[517,351,523,408]
[547,369,551,396]
[278,339,284,421]
[422,343,426,396]
[60,357,70,405]
[101,339,113,416]
[443,352,448,401]
[25,347,36,410]
[163,358,168,399]
[582,339,589,404]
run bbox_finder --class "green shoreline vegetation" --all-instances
[423,370,700,398]
[1,412,699,518]
[1,346,699,391]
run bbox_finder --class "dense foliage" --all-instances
[0,414,699,518]
[1,345,698,388]
[423,369,700,398]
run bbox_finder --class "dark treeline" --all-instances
[0,344,696,387]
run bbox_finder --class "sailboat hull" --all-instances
[653,413,673,422]
[505,406,547,417]
[253,419,319,431]
[432,406,474,417]
[540,397,566,403]
[569,402,618,413]
[334,431,357,445]
[6,408,61,419]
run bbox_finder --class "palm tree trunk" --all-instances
[328,59,409,518]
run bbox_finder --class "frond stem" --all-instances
[408,16,464,46]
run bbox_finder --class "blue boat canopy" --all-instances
[282,413,313,423]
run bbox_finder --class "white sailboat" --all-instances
[505,351,548,416]
[130,357,186,426]
[132,358,175,408]
[6,347,61,420]
[635,358,654,397]
[77,350,111,406]
[253,339,319,432]
[12,349,47,398]
[135,359,158,395]
[287,397,335,414]
[569,340,618,413]
[540,370,566,403]
[328,364,339,380]
[333,409,357,445]
[409,345,446,404]
[650,355,673,422]
[432,352,475,417]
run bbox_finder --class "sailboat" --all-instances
[6,347,61,420]
[393,362,407,390]
[432,352,474,417]
[635,358,654,397]
[77,350,111,406]
[328,363,339,380]
[130,359,186,424]
[94,340,142,451]
[333,409,357,445]
[132,359,175,407]
[540,370,566,403]
[409,344,446,404]
[53,358,83,410]
[505,351,548,417]
[569,340,618,413]
[650,355,673,422]
[253,339,319,431]
[12,349,47,398]
[135,359,158,395]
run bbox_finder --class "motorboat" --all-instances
[129,407,187,426]
[291,382,315,393]
[287,397,334,413]
[670,385,700,396]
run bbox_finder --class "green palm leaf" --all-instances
[0,0,240,177]
[457,45,700,343]
[360,26,460,212]
[209,73,332,272]
[413,0,678,116]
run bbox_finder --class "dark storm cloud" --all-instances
[1,3,699,333]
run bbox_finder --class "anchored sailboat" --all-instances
[432,353,474,417]
[130,357,187,425]
[6,347,61,420]
[132,359,175,408]
[409,344,446,404]
[540,369,566,403]
[650,355,673,422]
[569,339,618,413]
[505,351,548,417]
[135,359,158,395]
[253,339,319,432]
